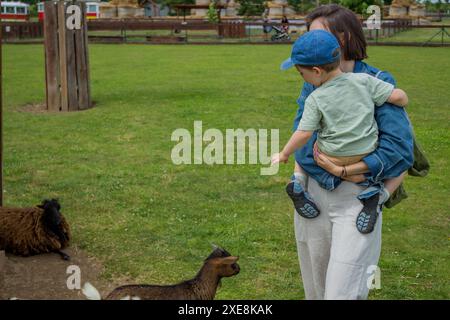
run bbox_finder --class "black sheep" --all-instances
[0,199,71,260]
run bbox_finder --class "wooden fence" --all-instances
[1,22,43,41]
[88,19,249,40]
[2,19,449,46]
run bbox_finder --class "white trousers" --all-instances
[294,177,382,300]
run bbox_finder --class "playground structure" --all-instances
[265,0,296,19]
[388,0,426,19]
[38,1,101,21]
[99,0,144,19]
[0,1,30,21]
[97,0,299,20]
[173,3,226,22]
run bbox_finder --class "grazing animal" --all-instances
[82,246,240,300]
[0,199,71,260]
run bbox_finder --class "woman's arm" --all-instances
[363,71,414,180]
[313,146,369,178]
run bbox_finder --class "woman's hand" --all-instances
[313,144,342,177]
[313,144,367,183]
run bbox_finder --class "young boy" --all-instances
[272,30,408,234]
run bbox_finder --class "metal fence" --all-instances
[1,19,449,47]
[364,20,450,47]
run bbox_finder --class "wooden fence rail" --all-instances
[1,22,43,40]
[1,19,449,46]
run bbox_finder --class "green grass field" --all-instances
[3,44,449,299]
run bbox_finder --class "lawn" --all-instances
[3,44,449,299]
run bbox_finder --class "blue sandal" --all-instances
[286,181,320,219]
[356,193,381,234]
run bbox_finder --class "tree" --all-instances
[288,0,318,14]
[207,1,219,22]
[20,0,39,17]
[338,0,383,15]
[237,0,266,17]
[20,0,39,5]
[435,0,443,13]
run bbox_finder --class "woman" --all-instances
[281,15,289,33]
[287,4,428,299]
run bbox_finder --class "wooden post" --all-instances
[0,11,3,206]
[44,0,92,112]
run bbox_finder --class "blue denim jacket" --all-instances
[293,60,414,190]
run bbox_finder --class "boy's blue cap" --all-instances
[280,30,340,70]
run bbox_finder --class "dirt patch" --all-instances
[0,247,116,300]
[18,103,48,113]
[18,102,97,114]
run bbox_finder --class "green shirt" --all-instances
[298,72,394,157]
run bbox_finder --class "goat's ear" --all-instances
[221,256,239,264]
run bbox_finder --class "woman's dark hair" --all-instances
[306,4,367,61]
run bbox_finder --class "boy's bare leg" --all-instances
[383,172,407,195]
[373,171,407,205]
[294,161,301,173]
[290,162,320,218]
[294,162,308,187]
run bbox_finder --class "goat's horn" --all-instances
[211,243,219,250]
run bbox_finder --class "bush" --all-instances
[207,2,219,23]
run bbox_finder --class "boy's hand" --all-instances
[272,152,289,165]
